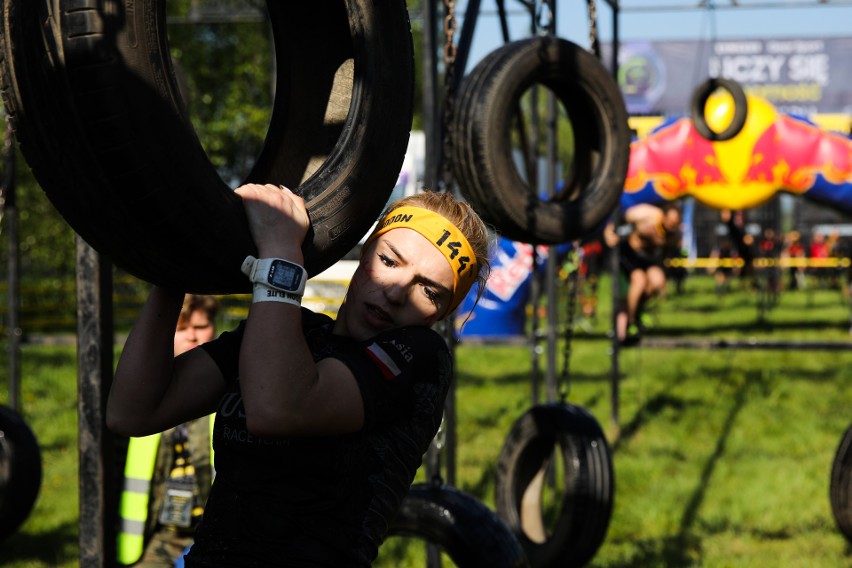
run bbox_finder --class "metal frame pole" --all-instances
[4,126,20,413]
[76,239,115,567]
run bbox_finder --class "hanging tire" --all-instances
[689,77,748,142]
[495,402,614,568]
[451,37,630,244]
[0,0,413,293]
[0,404,42,541]
[387,483,530,568]
[830,422,852,542]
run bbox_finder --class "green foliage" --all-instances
[166,13,273,183]
[511,87,578,177]
[13,161,76,280]
[0,147,78,334]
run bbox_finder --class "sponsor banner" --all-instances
[602,37,852,117]
[457,237,534,338]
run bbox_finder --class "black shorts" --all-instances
[619,241,661,275]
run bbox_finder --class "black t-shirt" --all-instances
[184,308,452,567]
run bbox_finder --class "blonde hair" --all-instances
[376,191,493,313]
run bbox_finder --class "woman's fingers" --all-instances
[271,185,310,230]
[236,183,311,258]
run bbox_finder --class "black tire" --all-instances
[387,483,530,568]
[451,37,630,244]
[0,404,42,541]
[689,77,748,142]
[0,0,413,293]
[495,403,614,568]
[830,423,852,542]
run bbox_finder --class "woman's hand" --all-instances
[236,183,310,262]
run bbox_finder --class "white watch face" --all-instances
[267,260,303,291]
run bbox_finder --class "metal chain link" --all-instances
[0,123,12,236]
[441,0,458,192]
[587,0,601,58]
[425,0,460,492]
[425,413,447,485]
[535,0,554,35]
[560,243,582,401]
[443,0,457,65]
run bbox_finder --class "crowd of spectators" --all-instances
[708,211,849,296]
[569,206,852,339]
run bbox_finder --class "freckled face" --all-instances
[334,228,455,340]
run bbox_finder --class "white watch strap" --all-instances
[241,255,307,296]
[252,284,302,306]
[241,255,259,280]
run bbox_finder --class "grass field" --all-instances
[3,273,852,567]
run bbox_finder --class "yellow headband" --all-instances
[364,206,478,316]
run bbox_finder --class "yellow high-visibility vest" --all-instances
[116,415,215,565]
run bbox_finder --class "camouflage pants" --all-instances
[136,528,194,567]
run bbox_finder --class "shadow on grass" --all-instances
[456,370,531,389]
[645,318,850,337]
[606,374,757,567]
[610,393,692,453]
[0,520,79,566]
[457,368,616,390]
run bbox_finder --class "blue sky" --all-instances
[457,0,852,71]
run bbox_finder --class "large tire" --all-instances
[387,483,530,568]
[0,404,42,541]
[0,0,413,293]
[830,423,852,542]
[689,77,748,142]
[495,403,614,568]
[451,37,630,244]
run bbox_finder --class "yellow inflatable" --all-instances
[623,95,852,212]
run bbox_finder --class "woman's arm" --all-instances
[234,183,364,438]
[107,287,225,436]
[239,308,365,437]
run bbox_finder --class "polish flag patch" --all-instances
[366,343,402,380]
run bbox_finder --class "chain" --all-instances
[560,243,582,402]
[443,0,457,66]
[441,0,457,192]
[536,0,554,35]
[587,0,601,59]
[0,123,13,236]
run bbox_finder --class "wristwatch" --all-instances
[241,255,307,296]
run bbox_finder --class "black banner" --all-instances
[603,37,852,117]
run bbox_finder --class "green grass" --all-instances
[0,345,80,567]
[4,274,852,566]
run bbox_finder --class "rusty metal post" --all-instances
[76,237,116,567]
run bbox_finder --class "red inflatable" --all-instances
[623,95,852,212]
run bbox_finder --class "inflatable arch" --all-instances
[623,94,852,212]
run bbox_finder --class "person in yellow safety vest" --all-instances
[117,295,219,566]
